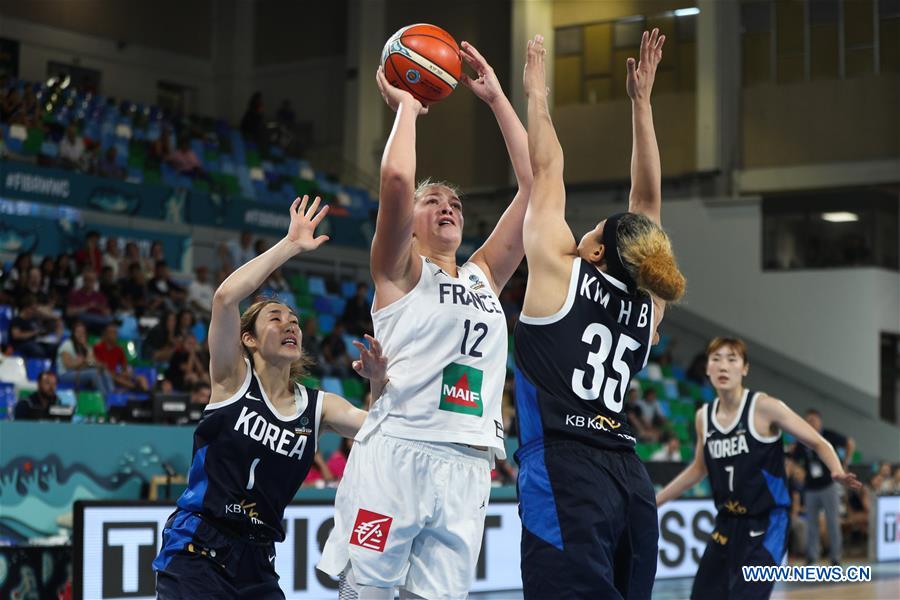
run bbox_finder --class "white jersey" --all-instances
[357,255,508,457]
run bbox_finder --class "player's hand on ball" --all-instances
[832,470,862,490]
[376,66,428,115]
[286,195,330,253]
[459,41,502,105]
[523,34,548,99]
[626,28,665,102]
[352,334,388,384]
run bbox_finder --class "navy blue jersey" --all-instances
[703,390,790,517]
[176,358,322,542]
[514,258,654,451]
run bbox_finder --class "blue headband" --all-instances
[600,212,637,291]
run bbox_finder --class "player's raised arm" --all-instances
[209,197,328,396]
[656,408,709,506]
[371,67,428,291]
[626,29,665,226]
[461,41,533,293]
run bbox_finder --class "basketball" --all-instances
[381,23,461,106]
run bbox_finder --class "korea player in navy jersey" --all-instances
[517,31,685,598]
[656,337,861,600]
[153,196,388,599]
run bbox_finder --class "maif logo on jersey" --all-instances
[439,363,484,416]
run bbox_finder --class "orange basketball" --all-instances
[381,24,461,106]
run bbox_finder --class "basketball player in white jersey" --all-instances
[318,42,531,599]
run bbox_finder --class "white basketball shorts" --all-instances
[317,429,492,599]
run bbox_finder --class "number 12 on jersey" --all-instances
[571,322,641,412]
[461,319,488,358]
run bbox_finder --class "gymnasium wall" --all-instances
[0,0,213,59]
[741,75,900,168]
[567,194,900,404]
[0,14,217,115]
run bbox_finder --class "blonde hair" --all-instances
[615,213,686,302]
[414,178,462,202]
[240,298,312,381]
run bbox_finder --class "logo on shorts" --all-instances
[711,530,729,545]
[723,499,748,515]
[439,363,484,416]
[349,509,393,552]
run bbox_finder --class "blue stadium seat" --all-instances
[312,296,331,315]
[320,377,343,395]
[344,335,361,360]
[317,314,336,335]
[25,358,52,381]
[341,281,358,299]
[133,366,157,387]
[307,276,327,296]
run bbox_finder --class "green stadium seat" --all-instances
[76,391,107,418]
[635,442,660,461]
[341,378,365,401]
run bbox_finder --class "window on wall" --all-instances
[554,8,697,107]
[881,332,899,425]
[741,0,896,84]
[762,191,899,270]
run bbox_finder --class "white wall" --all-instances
[567,195,900,408]
[1,16,216,114]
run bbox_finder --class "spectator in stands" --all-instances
[301,315,323,376]
[93,321,149,391]
[75,231,103,273]
[651,434,681,461]
[101,237,122,279]
[120,261,158,316]
[190,381,212,406]
[142,311,180,363]
[276,99,296,127]
[165,333,210,392]
[14,371,60,420]
[149,124,173,164]
[20,83,41,128]
[341,282,373,336]
[870,462,897,495]
[1,87,24,123]
[51,253,75,300]
[98,266,123,313]
[624,387,653,441]
[320,321,351,377]
[96,146,125,179]
[39,256,56,289]
[240,92,265,146]
[227,230,256,269]
[148,260,186,312]
[66,267,112,333]
[304,452,337,487]
[59,123,88,170]
[188,265,214,321]
[2,252,32,296]
[794,409,855,565]
[56,319,115,395]
[10,295,57,359]
[635,387,667,441]
[787,456,808,557]
[150,241,167,269]
[22,266,54,310]
[119,241,145,277]
[254,238,268,257]
[327,438,353,480]
[166,135,206,179]
[176,309,196,337]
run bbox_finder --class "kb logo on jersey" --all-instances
[439,363,484,416]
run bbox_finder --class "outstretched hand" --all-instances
[376,66,428,115]
[286,195,330,253]
[626,28,665,102]
[523,34,548,99]
[352,334,388,384]
[832,471,862,491]
[459,41,503,105]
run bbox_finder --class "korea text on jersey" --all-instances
[741,565,872,583]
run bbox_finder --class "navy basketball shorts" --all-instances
[153,511,284,600]
[516,440,659,599]
[690,508,789,600]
